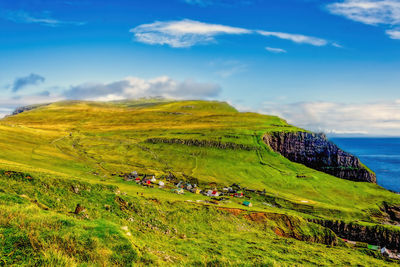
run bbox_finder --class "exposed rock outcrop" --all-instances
[311,219,400,250]
[381,202,400,223]
[220,207,400,249]
[263,132,376,183]
[146,138,257,151]
[12,103,49,115]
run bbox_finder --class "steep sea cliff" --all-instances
[263,132,376,183]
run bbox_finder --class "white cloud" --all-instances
[258,31,328,46]
[327,0,400,25]
[130,19,251,48]
[386,28,400,38]
[332,42,344,48]
[265,46,287,53]
[0,108,13,118]
[0,76,221,118]
[260,100,400,136]
[63,76,221,100]
[0,9,85,27]
[326,0,400,40]
[0,94,63,118]
[131,19,335,48]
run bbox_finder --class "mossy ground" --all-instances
[0,99,399,266]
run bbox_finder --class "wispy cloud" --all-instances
[1,9,86,27]
[210,60,248,78]
[131,19,337,48]
[327,0,400,25]
[11,73,45,92]
[332,42,344,48]
[386,28,400,38]
[326,0,400,39]
[258,31,328,46]
[131,19,251,48]
[265,47,287,53]
[260,100,400,136]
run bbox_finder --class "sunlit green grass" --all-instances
[0,170,394,266]
[1,99,398,221]
[0,99,399,265]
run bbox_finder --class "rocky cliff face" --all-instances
[12,103,49,116]
[263,132,376,183]
[311,219,400,250]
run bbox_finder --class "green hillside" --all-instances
[1,99,399,266]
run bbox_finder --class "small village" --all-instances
[122,170,400,261]
[121,171,256,207]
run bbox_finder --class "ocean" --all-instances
[331,138,400,192]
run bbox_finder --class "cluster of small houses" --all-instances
[343,239,400,260]
[124,171,253,207]
[124,171,400,261]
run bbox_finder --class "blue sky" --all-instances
[1,0,400,135]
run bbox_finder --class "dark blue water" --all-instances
[331,138,400,192]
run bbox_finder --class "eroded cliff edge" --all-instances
[263,131,376,183]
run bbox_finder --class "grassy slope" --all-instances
[0,171,391,266]
[0,99,399,266]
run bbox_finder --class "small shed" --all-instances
[191,188,201,194]
[381,247,392,257]
[205,190,213,196]
[367,244,379,250]
[176,188,184,194]
[235,191,244,197]
[243,201,252,207]
[212,190,219,196]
